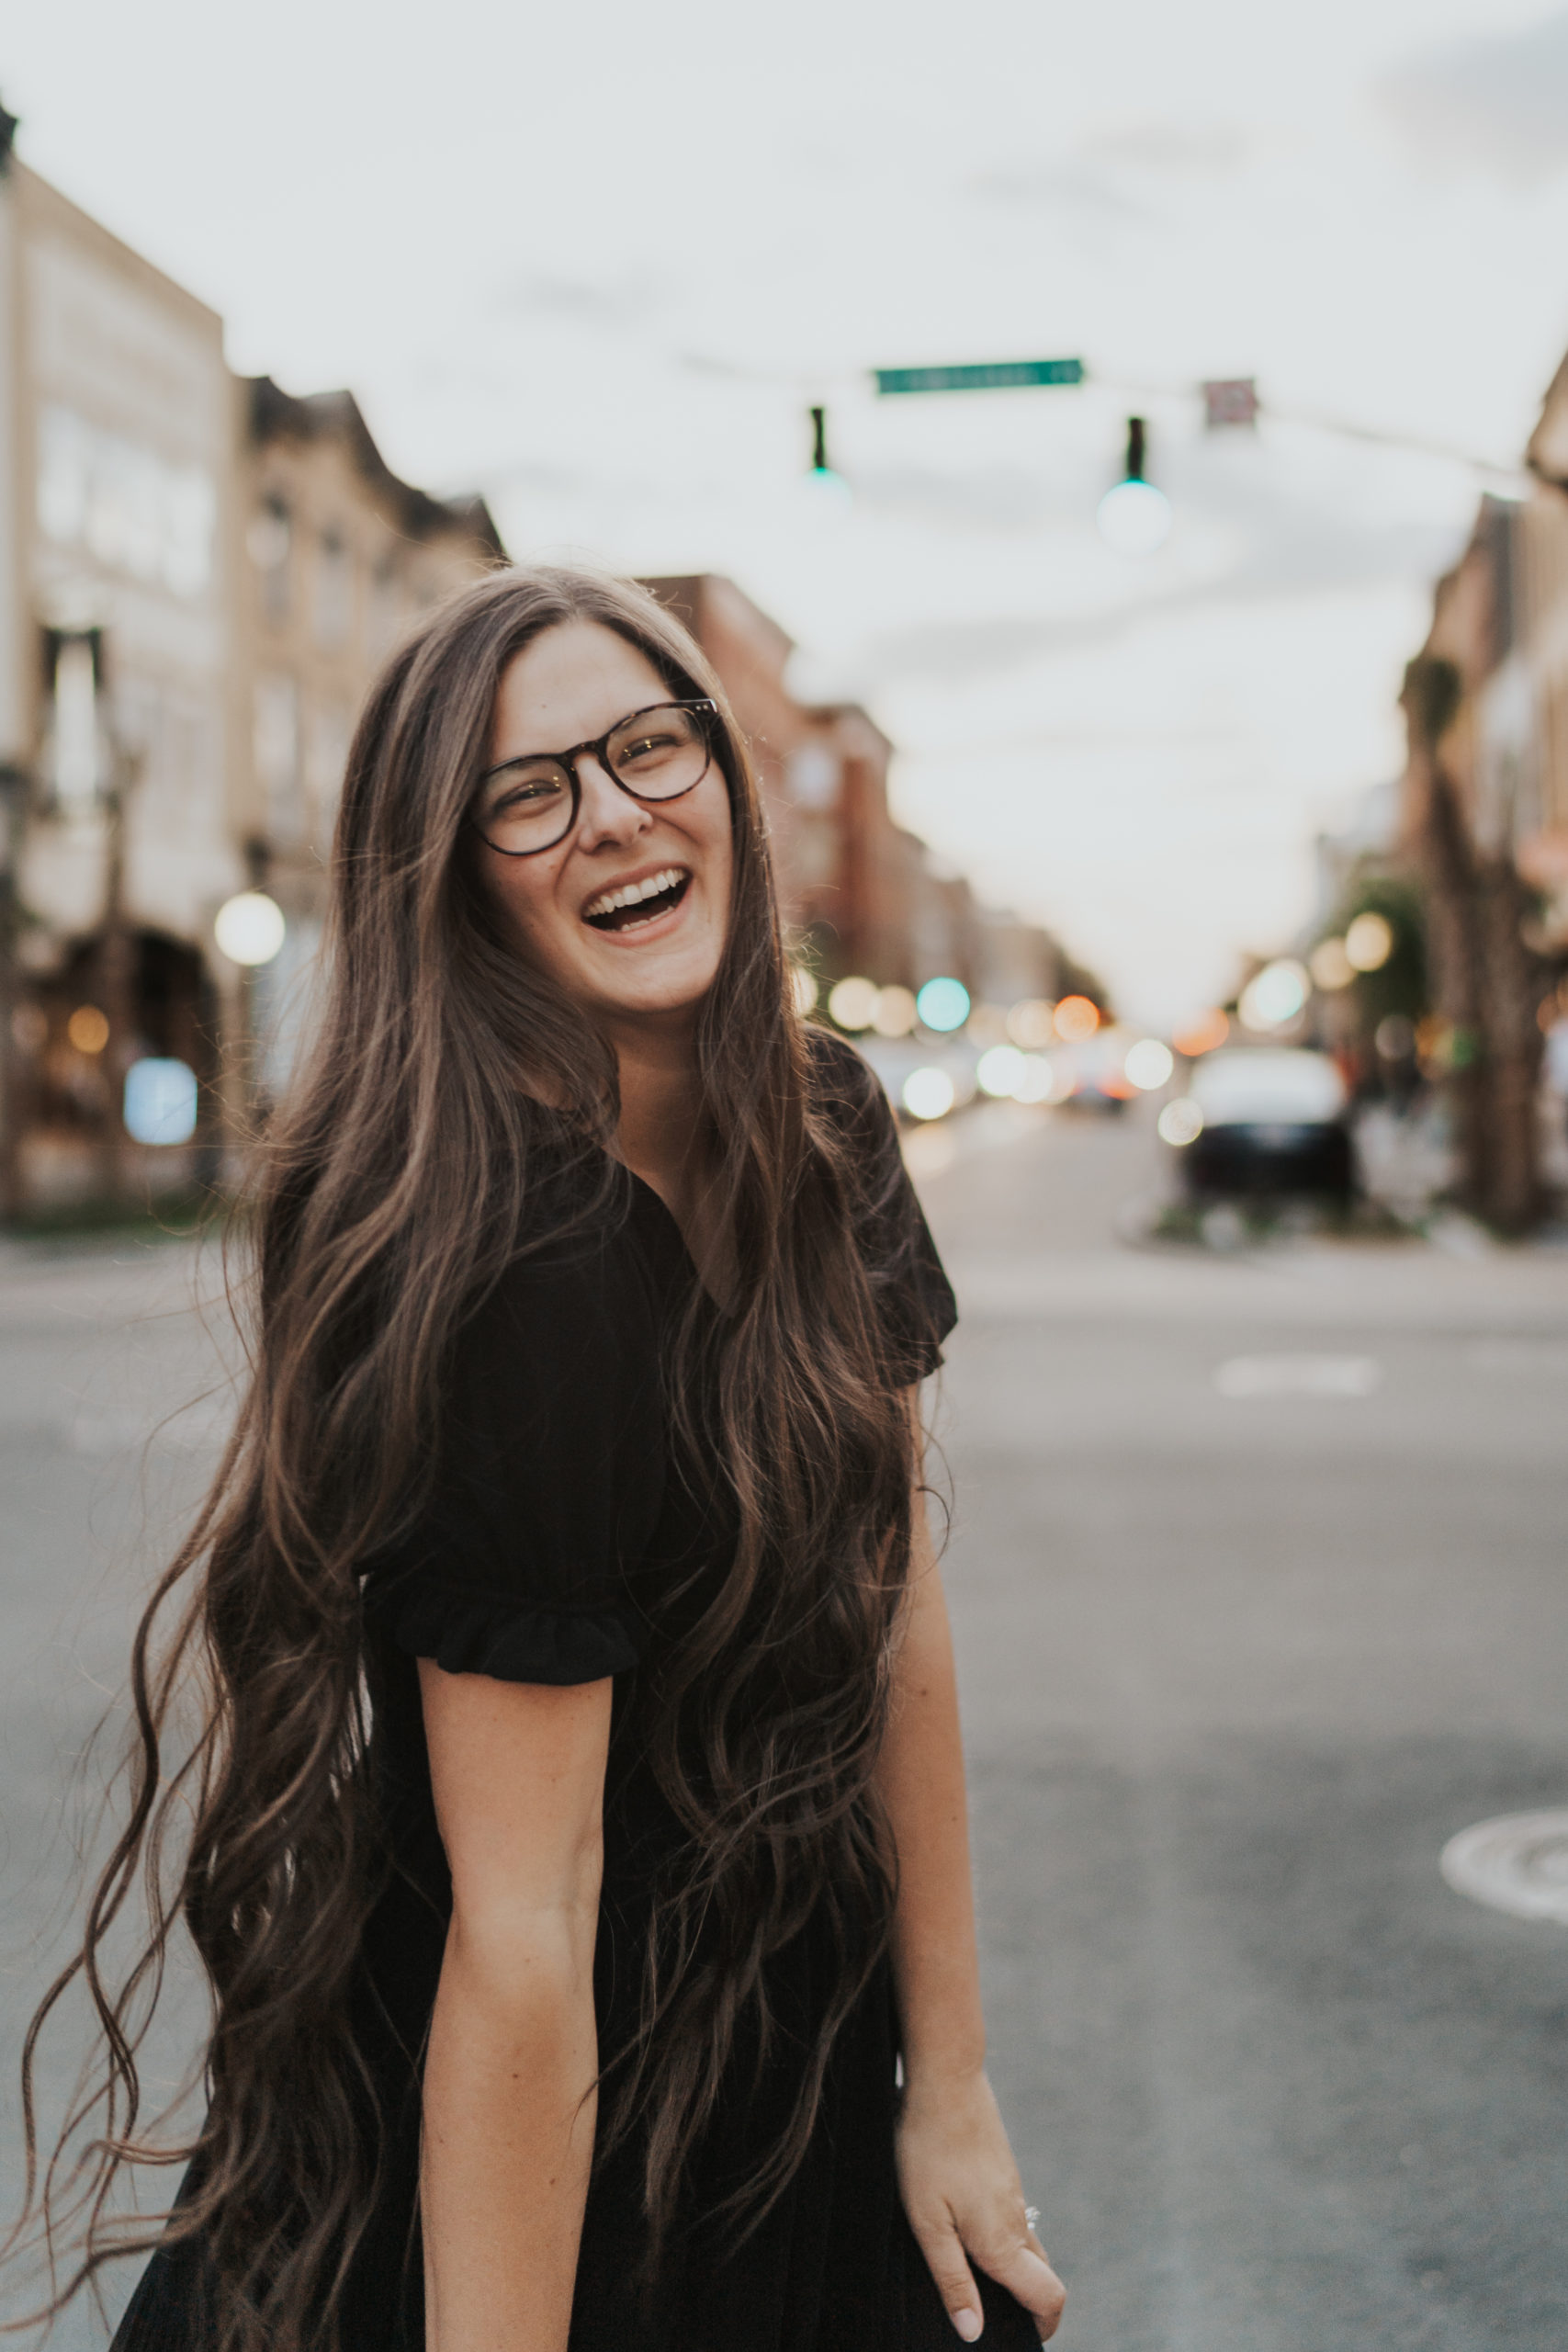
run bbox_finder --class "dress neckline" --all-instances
[618,1161,742,1317]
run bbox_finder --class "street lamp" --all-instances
[215,890,287,967]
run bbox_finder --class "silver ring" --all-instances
[1024,2206,1041,2229]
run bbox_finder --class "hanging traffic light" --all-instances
[1097,416,1172,555]
[804,405,851,511]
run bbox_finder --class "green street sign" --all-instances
[874,358,1085,396]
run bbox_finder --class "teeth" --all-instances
[583,866,686,921]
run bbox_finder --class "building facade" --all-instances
[640,572,1069,1008]
[0,130,503,1208]
[1511,358,1568,939]
[1393,352,1568,1228]
[237,379,501,1099]
[0,145,239,1207]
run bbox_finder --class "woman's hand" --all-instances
[896,2066,1066,2344]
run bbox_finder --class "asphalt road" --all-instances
[920,1103,1568,2352]
[1,1107,1565,2348]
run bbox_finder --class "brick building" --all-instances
[1394,351,1568,1227]
[640,572,1066,1004]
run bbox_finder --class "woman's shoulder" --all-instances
[803,1024,907,1196]
[804,1024,894,1136]
[804,1022,957,1374]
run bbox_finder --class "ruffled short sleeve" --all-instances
[360,1210,669,1685]
[808,1031,958,1383]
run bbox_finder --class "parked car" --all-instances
[1169,1047,1353,1200]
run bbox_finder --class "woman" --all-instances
[21,567,1066,2351]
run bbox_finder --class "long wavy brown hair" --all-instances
[10,566,919,2348]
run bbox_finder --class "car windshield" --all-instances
[1189,1048,1347,1127]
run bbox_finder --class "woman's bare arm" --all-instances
[418,1661,612,2352]
[876,1409,1066,2343]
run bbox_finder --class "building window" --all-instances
[788,742,840,811]
[313,530,355,650]
[368,551,403,660]
[43,632,107,819]
[306,693,353,852]
[254,673,302,847]
[248,492,293,625]
[37,403,215,599]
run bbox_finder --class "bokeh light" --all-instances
[67,1004,109,1055]
[123,1057,198,1146]
[976,1044,1027,1098]
[872,984,918,1037]
[1097,478,1172,555]
[1123,1037,1175,1091]
[1013,1055,1055,1103]
[1006,999,1057,1049]
[1345,911,1394,972]
[916,977,971,1033]
[790,966,819,1016]
[1238,959,1308,1032]
[215,890,286,967]
[1054,994,1100,1043]
[902,1066,956,1120]
[1172,1009,1229,1057]
[1157,1097,1205,1147]
[1376,1012,1416,1058]
[1309,938,1355,990]
[966,1002,1010,1048]
[828,975,878,1031]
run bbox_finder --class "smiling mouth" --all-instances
[582,866,692,934]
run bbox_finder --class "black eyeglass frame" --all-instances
[470,698,720,858]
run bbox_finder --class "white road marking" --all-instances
[1213,1353,1383,1399]
[1440,1812,1568,1926]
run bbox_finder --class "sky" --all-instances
[7,0,1568,1023]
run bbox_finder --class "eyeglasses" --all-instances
[470,699,719,858]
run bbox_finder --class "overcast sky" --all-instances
[8,0,1568,1021]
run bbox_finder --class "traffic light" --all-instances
[804,405,851,511]
[1097,417,1172,555]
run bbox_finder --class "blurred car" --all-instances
[1170,1047,1352,1199]
[1050,1033,1135,1113]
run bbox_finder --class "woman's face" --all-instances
[474,619,734,1030]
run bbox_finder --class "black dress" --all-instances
[114,1040,1040,2352]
